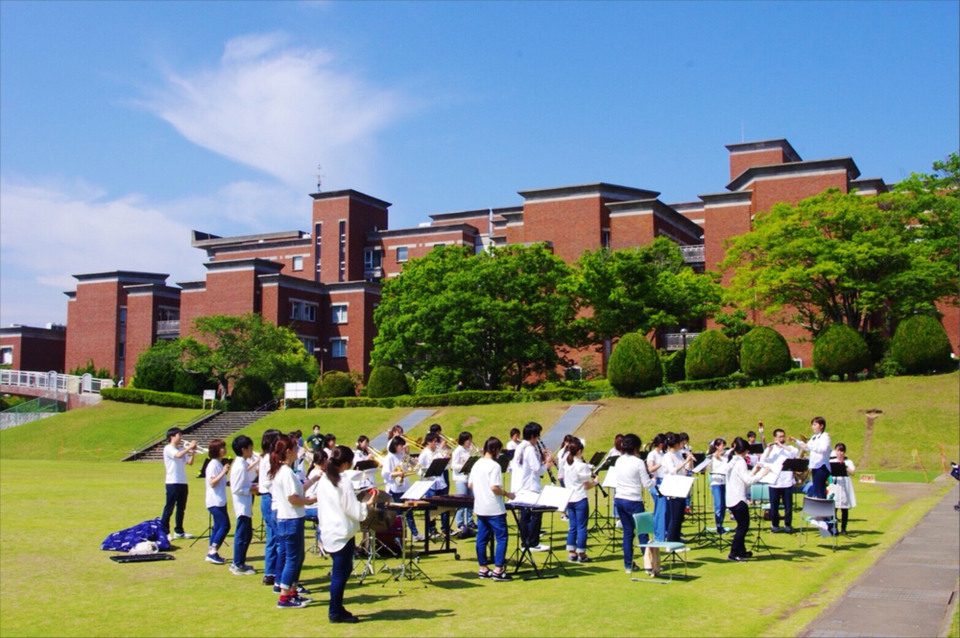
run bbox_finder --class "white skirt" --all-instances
[831,476,857,509]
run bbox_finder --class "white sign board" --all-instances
[284,382,309,399]
[202,390,216,401]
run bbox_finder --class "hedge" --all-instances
[672,367,819,393]
[813,324,870,379]
[685,330,739,380]
[101,387,225,410]
[890,315,954,374]
[314,371,357,400]
[366,366,409,398]
[740,326,793,379]
[315,388,582,409]
[607,333,663,395]
[415,367,459,396]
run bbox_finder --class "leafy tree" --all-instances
[314,371,357,399]
[607,333,662,395]
[812,324,871,379]
[722,161,958,337]
[740,326,793,379]
[714,309,755,346]
[230,375,274,410]
[181,314,319,399]
[68,359,114,381]
[366,366,409,398]
[415,367,459,396]
[889,314,954,374]
[567,238,722,349]
[132,339,213,395]
[684,330,739,380]
[372,245,577,390]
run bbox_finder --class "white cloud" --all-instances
[142,33,406,192]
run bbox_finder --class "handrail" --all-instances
[0,369,114,394]
[255,398,278,413]
[127,409,218,456]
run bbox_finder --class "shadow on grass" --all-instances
[358,608,456,622]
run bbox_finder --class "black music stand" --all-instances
[496,452,511,472]
[507,504,557,580]
[830,462,848,477]
[189,511,229,549]
[460,455,480,477]
[538,509,570,576]
[588,455,617,535]
[783,458,810,516]
[380,502,431,593]
[355,460,378,472]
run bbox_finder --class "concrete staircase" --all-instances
[125,411,269,461]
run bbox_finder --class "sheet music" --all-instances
[692,457,712,474]
[507,489,543,507]
[659,475,695,499]
[538,485,573,511]
[601,465,619,489]
[401,480,434,501]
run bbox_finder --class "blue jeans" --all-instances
[454,481,473,529]
[260,494,279,578]
[565,498,589,553]
[233,515,252,566]
[390,492,419,536]
[476,514,508,567]
[615,498,647,569]
[328,538,354,620]
[652,489,670,542]
[208,506,230,549]
[276,517,305,590]
[711,484,726,529]
[811,465,830,499]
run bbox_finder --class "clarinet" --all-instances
[536,440,558,485]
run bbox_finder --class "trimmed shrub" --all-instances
[890,315,954,374]
[782,367,819,383]
[607,333,663,395]
[314,371,357,399]
[366,366,409,398]
[415,367,459,396]
[685,330,738,381]
[812,324,870,379]
[314,388,582,409]
[674,372,749,392]
[661,350,686,383]
[230,375,274,411]
[740,326,793,379]
[101,387,223,409]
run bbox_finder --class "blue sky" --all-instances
[2,1,958,327]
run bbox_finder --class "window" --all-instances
[292,256,304,271]
[433,243,445,249]
[290,300,318,322]
[300,336,317,353]
[396,246,408,263]
[364,248,383,269]
[119,307,127,325]
[792,358,803,369]
[314,222,322,282]
[331,338,347,358]
[601,229,611,249]
[338,221,346,282]
[331,304,348,324]
[118,342,126,360]
[1,346,12,365]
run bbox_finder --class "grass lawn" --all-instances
[402,403,571,446]
[227,407,413,452]
[0,459,951,637]
[0,402,205,462]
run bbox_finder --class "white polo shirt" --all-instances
[271,464,306,520]
[514,441,546,494]
[163,444,188,484]
[230,456,255,518]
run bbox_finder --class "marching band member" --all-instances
[161,427,196,540]
[556,434,576,488]
[614,434,657,573]
[726,437,770,562]
[603,434,624,526]
[469,436,514,581]
[661,433,695,543]
[203,439,231,565]
[506,428,521,451]
[706,438,728,533]
[269,434,316,609]
[323,434,338,452]
[646,434,669,542]
[258,429,282,587]
[514,422,555,551]
[316,446,376,623]
[791,417,832,500]
[761,428,798,533]
[229,435,258,575]
[304,451,326,528]
[451,431,476,535]
[354,436,372,464]
[563,439,597,563]
[831,443,857,534]
[418,432,451,538]
[382,436,423,542]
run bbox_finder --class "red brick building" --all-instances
[0,324,66,372]
[41,139,957,384]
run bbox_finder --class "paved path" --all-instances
[540,404,598,452]
[801,483,959,638]
[370,409,436,450]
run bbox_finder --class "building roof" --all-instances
[176,281,206,291]
[0,325,67,340]
[123,283,182,298]
[428,209,492,223]
[72,271,168,283]
[257,273,324,294]
[368,223,479,241]
[605,199,705,238]
[667,201,705,212]
[698,191,754,205]
[725,139,802,163]
[309,189,392,209]
[203,258,285,274]
[518,182,660,202]
[849,177,888,194]
[191,229,306,249]
[726,157,861,192]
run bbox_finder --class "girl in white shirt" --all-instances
[613,434,657,573]
[556,434,575,487]
[706,438,729,533]
[258,429,282,587]
[316,446,376,624]
[725,437,770,562]
[830,443,857,534]
[451,432,476,534]
[381,437,422,542]
[605,434,624,527]
[662,433,695,543]
[468,437,515,581]
[646,434,670,542]
[204,439,231,565]
[229,435,259,575]
[563,439,598,563]
[269,434,317,609]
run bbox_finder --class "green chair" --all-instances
[749,483,771,523]
[632,512,688,583]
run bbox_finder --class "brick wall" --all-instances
[0,333,66,372]
[321,288,378,380]
[125,294,157,384]
[523,196,606,263]
[730,148,789,181]
[609,213,655,250]
[374,228,479,278]
[65,281,123,376]
[207,244,313,281]
[312,193,389,284]
[748,170,849,213]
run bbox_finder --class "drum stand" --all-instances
[356,532,391,585]
[383,506,431,592]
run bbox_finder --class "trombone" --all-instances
[367,446,388,465]
[400,434,424,451]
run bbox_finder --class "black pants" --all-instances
[811,465,830,499]
[666,498,687,543]
[769,486,793,528]
[519,509,543,548]
[839,508,849,532]
[729,501,750,557]
[161,483,188,535]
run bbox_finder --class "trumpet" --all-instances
[181,441,207,455]
[400,434,424,451]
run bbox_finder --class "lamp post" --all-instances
[680,328,688,352]
[313,346,328,378]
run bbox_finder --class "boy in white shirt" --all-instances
[761,428,798,533]
[418,433,451,538]
[469,436,515,581]
[229,435,259,574]
[161,427,196,540]
[451,432,476,535]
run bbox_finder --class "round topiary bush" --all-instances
[415,367,459,396]
[740,326,793,379]
[890,315,954,374]
[608,333,663,395]
[684,329,739,380]
[315,371,357,399]
[230,375,274,410]
[812,324,870,379]
[366,366,409,398]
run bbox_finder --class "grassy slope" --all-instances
[226,407,412,452]
[0,459,950,638]
[403,403,571,445]
[0,401,204,462]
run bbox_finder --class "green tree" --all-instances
[722,181,958,337]
[566,238,722,348]
[181,314,319,399]
[684,329,739,380]
[607,332,663,395]
[812,324,871,379]
[132,339,212,395]
[371,244,576,390]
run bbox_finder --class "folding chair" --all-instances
[632,512,688,583]
[749,484,771,523]
[799,496,838,551]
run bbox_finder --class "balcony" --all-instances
[680,245,705,264]
[156,320,180,336]
[662,332,700,351]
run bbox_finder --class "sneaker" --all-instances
[273,585,282,594]
[530,544,550,552]
[770,526,783,533]
[230,564,256,575]
[478,569,492,579]
[172,532,195,539]
[296,585,310,595]
[277,598,307,609]
[205,553,225,565]
[568,554,580,563]
[490,569,513,582]
[292,594,313,605]
[577,555,591,563]
[742,551,754,558]
[263,575,275,586]
[412,534,425,542]
[625,566,633,574]
[560,514,569,521]
[783,526,795,534]
[330,615,360,624]
[615,520,623,529]
[727,555,747,562]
